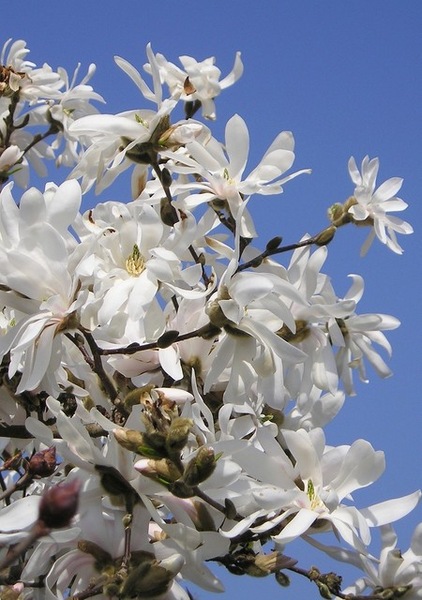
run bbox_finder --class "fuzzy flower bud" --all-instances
[120,553,184,598]
[28,446,57,478]
[182,446,216,486]
[38,479,81,529]
[165,417,193,456]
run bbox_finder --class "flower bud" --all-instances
[113,428,166,459]
[0,583,24,600]
[314,225,336,247]
[168,480,195,498]
[134,458,183,484]
[157,330,180,349]
[120,553,184,598]
[182,446,216,486]
[165,418,193,456]
[266,236,283,251]
[275,571,290,587]
[38,479,81,529]
[28,446,57,477]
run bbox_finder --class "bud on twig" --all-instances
[27,446,57,477]
[38,479,81,529]
[182,446,216,486]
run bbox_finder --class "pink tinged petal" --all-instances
[361,490,422,527]
[272,509,317,544]
[225,114,249,180]
[330,440,385,500]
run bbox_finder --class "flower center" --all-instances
[126,244,146,276]
[306,479,324,511]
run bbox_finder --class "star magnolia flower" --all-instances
[0,180,82,394]
[348,155,413,255]
[342,524,422,598]
[150,48,244,119]
[166,114,310,236]
[0,38,62,101]
[226,427,420,554]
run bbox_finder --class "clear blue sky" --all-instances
[3,2,422,598]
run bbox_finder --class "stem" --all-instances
[75,329,119,404]
[0,471,32,503]
[236,235,317,273]
[97,324,216,357]
[21,123,60,157]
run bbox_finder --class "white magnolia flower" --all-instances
[0,38,62,102]
[342,524,422,598]
[150,48,244,119]
[348,155,413,255]
[246,428,420,554]
[166,114,310,236]
[0,180,82,394]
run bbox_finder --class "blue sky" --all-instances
[3,2,422,598]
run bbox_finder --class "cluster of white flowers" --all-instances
[0,40,418,600]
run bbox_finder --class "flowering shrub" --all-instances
[0,38,419,600]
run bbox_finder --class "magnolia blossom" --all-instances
[0,180,82,394]
[0,39,419,600]
[151,49,244,119]
[348,155,413,255]
[342,524,422,598]
[0,38,62,101]
[166,114,310,236]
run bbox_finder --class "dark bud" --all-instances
[275,571,290,587]
[160,167,173,189]
[265,236,283,251]
[157,330,180,349]
[38,479,81,529]
[224,498,238,520]
[28,446,57,477]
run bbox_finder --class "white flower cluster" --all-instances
[0,40,418,600]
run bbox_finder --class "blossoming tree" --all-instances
[0,38,420,600]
